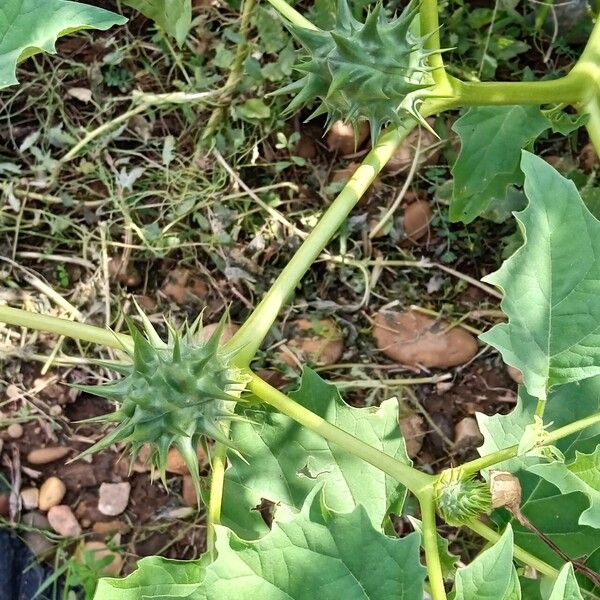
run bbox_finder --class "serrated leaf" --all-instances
[478,378,600,580]
[0,0,126,89]
[122,0,191,46]
[548,563,584,600]
[95,493,426,600]
[481,151,600,400]
[528,445,600,529]
[222,368,409,539]
[450,106,549,223]
[207,495,425,599]
[451,525,520,600]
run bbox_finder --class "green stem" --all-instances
[247,371,434,495]
[419,491,447,600]
[453,73,587,107]
[206,421,230,557]
[535,398,546,419]
[419,0,447,87]
[459,410,600,478]
[226,120,417,365]
[466,519,558,579]
[265,0,317,30]
[0,306,132,352]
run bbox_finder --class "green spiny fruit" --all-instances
[276,0,437,142]
[434,469,492,526]
[75,315,250,502]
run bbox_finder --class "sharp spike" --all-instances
[359,4,383,44]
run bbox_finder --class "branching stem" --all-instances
[459,410,600,477]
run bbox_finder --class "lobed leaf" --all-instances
[221,368,409,539]
[451,525,520,600]
[95,492,426,600]
[529,445,600,529]
[481,152,600,400]
[122,0,192,46]
[0,0,126,89]
[450,106,549,224]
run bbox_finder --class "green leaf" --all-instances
[478,378,600,577]
[122,0,191,46]
[204,492,425,599]
[528,445,600,529]
[450,106,549,223]
[94,555,206,599]
[451,525,520,599]
[481,151,600,400]
[222,368,409,539]
[542,107,589,136]
[95,493,426,600]
[548,563,584,600]
[0,0,126,89]
[237,98,271,120]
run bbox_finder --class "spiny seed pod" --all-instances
[276,0,437,142]
[75,315,250,501]
[434,469,492,526]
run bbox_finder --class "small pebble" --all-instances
[47,505,81,537]
[166,447,205,475]
[27,446,71,465]
[7,423,24,439]
[39,477,66,511]
[92,520,130,535]
[182,476,198,507]
[22,512,53,558]
[5,384,20,400]
[82,541,123,575]
[454,417,484,450]
[49,405,62,417]
[98,482,131,516]
[21,487,40,510]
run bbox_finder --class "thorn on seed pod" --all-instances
[72,311,251,506]
[434,468,492,526]
[272,0,439,143]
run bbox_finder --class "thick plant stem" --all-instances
[226,120,417,365]
[0,306,132,352]
[419,0,447,87]
[206,421,230,557]
[458,410,600,478]
[466,519,557,579]
[454,73,587,107]
[247,372,434,494]
[419,492,447,600]
[265,0,318,30]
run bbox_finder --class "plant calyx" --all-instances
[278,0,437,142]
[75,316,251,500]
[434,468,492,526]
